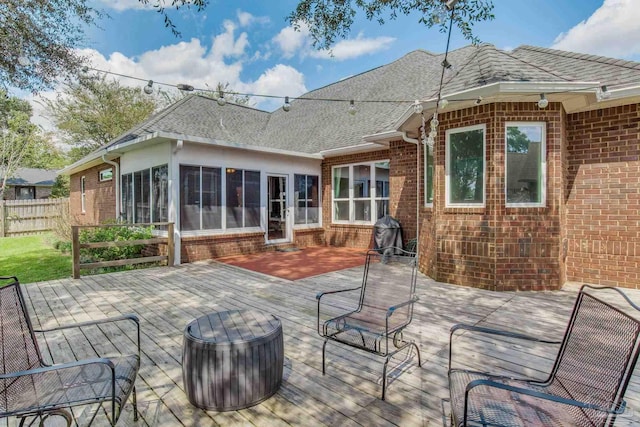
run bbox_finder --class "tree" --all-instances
[43,76,159,160]
[288,0,494,51]
[0,0,208,93]
[0,91,45,199]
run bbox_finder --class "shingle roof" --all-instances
[86,44,640,160]
[2,168,57,186]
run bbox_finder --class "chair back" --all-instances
[549,285,640,426]
[359,248,417,330]
[0,277,44,412]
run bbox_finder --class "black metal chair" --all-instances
[0,276,140,426]
[448,284,640,426]
[316,247,421,400]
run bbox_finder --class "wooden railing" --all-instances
[72,222,174,279]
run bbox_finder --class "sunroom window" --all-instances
[446,125,485,207]
[505,123,546,207]
[226,168,260,229]
[180,165,222,231]
[332,161,390,223]
[121,164,168,224]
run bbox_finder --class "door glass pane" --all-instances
[180,166,200,231]
[226,169,243,228]
[202,167,222,229]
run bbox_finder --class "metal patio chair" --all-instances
[0,276,140,426]
[448,284,640,427]
[316,247,421,400]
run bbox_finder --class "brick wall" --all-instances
[418,103,564,291]
[70,162,118,225]
[181,232,267,262]
[565,104,640,288]
[293,228,325,247]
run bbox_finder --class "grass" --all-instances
[0,233,72,283]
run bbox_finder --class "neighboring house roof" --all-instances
[1,168,57,186]
[66,43,640,173]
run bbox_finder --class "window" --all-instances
[226,168,260,229]
[332,161,390,223]
[99,168,113,182]
[505,123,546,207]
[120,164,168,224]
[15,186,35,200]
[446,125,485,207]
[294,174,319,225]
[180,165,222,231]
[80,176,86,213]
[424,147,434,206]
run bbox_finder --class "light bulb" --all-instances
[348,100,357,115]
[430,117,439,130]
[438,99,449,109]
[537,93,548,109]
[282,96,291,112]
[474,96,483,105]
[18,55,30,67]
[413,100,423,115]
[143,80,154,95]
[217,92,226,106]
[597,85,610,101]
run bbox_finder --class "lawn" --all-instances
[0,234,71,283]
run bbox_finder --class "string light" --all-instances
[177,83,194,92]
[348,100,357,115]
[282,96,291,112]
[475,96,483,105]
[143,80,154,95]
[596,85,610,101]
[216,90,226,106]
[413,100,424,114]
[438,99,449,109]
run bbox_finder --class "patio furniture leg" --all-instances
[382,355,391,400]
[133,385,139,421]
[322,338,329,375]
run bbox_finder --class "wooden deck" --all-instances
[12,261,640,426]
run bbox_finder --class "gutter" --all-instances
[402,132,421,259]
[102,155,120,219]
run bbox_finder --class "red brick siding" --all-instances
[418,103,563,291]
[293,228,326,247]
[70,162,118,225]
[181,232,267,262]
[565,104,640,288]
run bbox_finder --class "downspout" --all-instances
[402,132,420,259]
[102,155,120,220]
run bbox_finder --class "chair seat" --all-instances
[5,355,139,416]
[449,370,607,427]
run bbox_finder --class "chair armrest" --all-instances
[449,323,561,372]
[35,314,140,358]
[463,378,626,424]
[386,296,419,318]
[316,287,361,300]
[0,357,115,380]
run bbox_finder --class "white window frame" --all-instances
[99,168,113,182]
[294,174,320,226]
[445,124,486,208]
[505,122,546,208]
[331,160,390,224]
[80,176,86,213]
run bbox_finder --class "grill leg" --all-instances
[132,385,139,421]
[322,339,329,375]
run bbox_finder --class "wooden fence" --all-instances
[72,222,174,279]
[0,198,69,237]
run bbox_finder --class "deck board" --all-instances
[8,261,639,426]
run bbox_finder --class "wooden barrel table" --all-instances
[182,310,283,411]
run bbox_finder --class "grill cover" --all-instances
[373,215,403,255]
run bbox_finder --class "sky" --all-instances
[27,0,640,128]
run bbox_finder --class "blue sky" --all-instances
[30,0,640,125]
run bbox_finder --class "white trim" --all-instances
[505,122,547,208]
[362,130,403,143]
[320,142,383,157]
[265,173,290,244]
[292,173,321,228]
[424,146,434,208]
[445,124,486,208]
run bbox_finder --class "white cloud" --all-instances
[244,64,307,111]
[309,33,395,60]
[273,23,312,59]
[210,20,249,60]
[97,0,150,11]
[237,10,270,27]
[552,0,640,58]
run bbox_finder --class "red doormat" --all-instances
[217,246,369,281]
